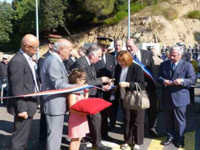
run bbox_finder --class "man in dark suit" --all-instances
[7,34,40,150]
[95,37,116,139]
[158,45,196,148]
[126,38,158,137]
[71,44,111,150]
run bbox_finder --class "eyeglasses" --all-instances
[26,45,39,51]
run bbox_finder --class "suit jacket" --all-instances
[64,57,76,74]
[38,51,51,80]
[114,63,145,99]
[7,51,37,117]
[95,53,115,79]
[40,54,73,115]
[139,49,156,91]
[95,53,115,100]
[71,56,103,96]
[157,59,196,107]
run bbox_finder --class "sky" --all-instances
[0,0,13,4]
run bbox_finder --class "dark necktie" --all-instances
[171,63,176,72]
[132,54,139,61]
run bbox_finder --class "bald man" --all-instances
[40,39,76,150]
[7,34,40,150]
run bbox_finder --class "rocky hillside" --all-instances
[70,0,200,47]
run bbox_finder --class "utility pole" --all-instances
[128,0,130,39]
[35,0,39,59]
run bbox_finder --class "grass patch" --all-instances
[187,10,200,19]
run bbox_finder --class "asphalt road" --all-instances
[1,88,200,150]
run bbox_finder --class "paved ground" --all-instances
[1,88,200,150]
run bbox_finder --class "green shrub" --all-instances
[187,10,200,19]
[115,11,127,20]
[104,2,145,25]
[130,3,145,13]
[163,8,178,20]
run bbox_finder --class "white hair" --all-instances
[169,45,183,55]
[86,44,101,56]
[53,42,68,52]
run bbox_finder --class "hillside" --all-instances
[69,0,200,47]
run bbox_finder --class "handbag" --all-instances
[123,83,150,110]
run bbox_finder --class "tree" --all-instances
[84,0,115,17]
[40,0,69,34]
[12,0,36,34]
[0,2,13,44]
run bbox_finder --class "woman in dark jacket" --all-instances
[115,51,145,150]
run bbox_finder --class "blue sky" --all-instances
[0,0,13,4]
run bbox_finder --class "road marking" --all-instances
[147,137,165,150]
[179,131,195,150]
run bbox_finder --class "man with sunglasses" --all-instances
[7,34,40,150]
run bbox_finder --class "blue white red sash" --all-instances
[0,85,115,99]
[133,58,156,84]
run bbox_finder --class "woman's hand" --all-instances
[119,82,130,88]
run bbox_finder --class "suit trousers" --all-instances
[121,101,145,145]
[46,114,64,150]
[11,116,33,150]
[164,99,187,142]
[146,90,158,129]
[189,87,195,104]
[88,112,102,146]
[39,112,47,143]
[109,97,120,127]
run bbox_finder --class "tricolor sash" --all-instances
[133,58,156,84]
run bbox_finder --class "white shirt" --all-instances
[135,49,142,62]
[119,66,129,99]
[20,49,39,92]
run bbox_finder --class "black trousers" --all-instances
[11,116,33,150]
[189,87,195,104]
[121,101,145,145]
[87,94,102,146]
[146,90,158,129]
[39,112,47,143]
[88,112,102,146]
[109,97,120,127]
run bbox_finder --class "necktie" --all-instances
[171,63,176,72]
[133,54,139,61]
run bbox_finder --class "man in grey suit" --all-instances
[40,39,74,150]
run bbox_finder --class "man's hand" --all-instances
[173,78,183,85]
[18,112,28,119]
[163,80,173,86]
[119,82,130,88]
[101,76,110,83]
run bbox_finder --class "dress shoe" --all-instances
[149,129,159,137]
[93,143,112,150]
[175,140,184,148]
[161,138,173,146]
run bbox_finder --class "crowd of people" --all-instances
[2,34,199,150]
